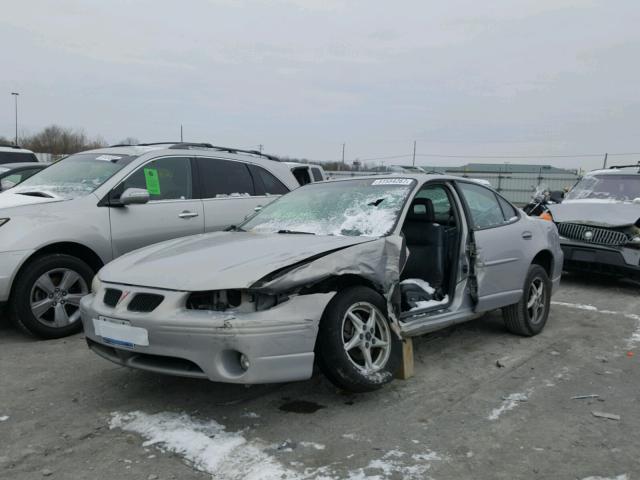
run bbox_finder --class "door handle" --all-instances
[522,231,533,240]
[178,211,199,219]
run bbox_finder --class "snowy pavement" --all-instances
[1,273,639,479]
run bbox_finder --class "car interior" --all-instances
[400,184,461,313]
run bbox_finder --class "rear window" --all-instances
[0,151,38,164]
[311,167,323,182]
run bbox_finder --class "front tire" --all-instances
[316,286,401,392]
[11,254,94,339]
[502,264,551,336]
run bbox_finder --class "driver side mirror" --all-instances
[120,188,150,205]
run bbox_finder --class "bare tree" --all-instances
[20,125,107,154]
[117,137,139,145]
[0,135,14,146]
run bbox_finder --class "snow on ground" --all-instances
[551,301,640,349]
[581,475,629,480]
[110,411,445,480]
[487,391,532,421]
[110,411,296,480]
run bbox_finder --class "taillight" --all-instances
[539,211,553,222]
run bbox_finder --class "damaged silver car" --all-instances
[80,175,563,392]
[545,165,640,280]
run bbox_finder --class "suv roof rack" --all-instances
[106,141,281,161]
[167,142,281,161]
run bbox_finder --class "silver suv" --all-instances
[0,142,299,338]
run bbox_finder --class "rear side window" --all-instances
[311,167,323,182]
[197,157,255,198]
[497,195,518,220]
[291,167,312,186]
[0,151,38,164]
[248,165,289,195]
[457,182,506,229]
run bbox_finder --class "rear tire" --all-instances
[11,254,94,339]
[502,264,551,336]
[316,286,401,393]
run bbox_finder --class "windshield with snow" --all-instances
[565,175,640,202]
[13,153,137,199]
[242,178,416,236]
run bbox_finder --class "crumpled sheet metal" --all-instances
[251,236,405,296]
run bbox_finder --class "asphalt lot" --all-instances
[1,273,639,480]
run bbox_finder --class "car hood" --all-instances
[99,231,375,291]
[0,190,66,210]
[548,201,640,227]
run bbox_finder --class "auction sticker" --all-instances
[371,179,413,186]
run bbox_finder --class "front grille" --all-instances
[103,288,122,307]
[557,222,629,247]
[127,293,164,312]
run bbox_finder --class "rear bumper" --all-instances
[80,289,334,384]
[560,239,640,279]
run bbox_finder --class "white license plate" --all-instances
[92,316,149,348]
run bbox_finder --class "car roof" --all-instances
[320,173,469,183]
[0,145,36,154]
[81,142,285,167]
[586,165,640,176]
[0,162,47,169]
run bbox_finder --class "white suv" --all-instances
[0,142,299,338]
[0,144,39,164]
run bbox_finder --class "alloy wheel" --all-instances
[341,302,392,374]
[526,277,546,325]
[29,268,88,328]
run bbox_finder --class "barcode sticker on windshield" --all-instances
[95,155,122,161]
[372,179,413,186]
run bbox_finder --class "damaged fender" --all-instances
[251,236,407,336]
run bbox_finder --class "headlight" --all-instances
[628,236,640,248]
[0,218,9,227]
[91,275,102,294]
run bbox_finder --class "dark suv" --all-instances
[547,165,640,280]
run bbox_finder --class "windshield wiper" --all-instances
[225,225,246,232]
[367,198,385,207]
[277,229,315,235]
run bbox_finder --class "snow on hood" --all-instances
[548,201,640,227]
[98,231,373,291]
[0,190,66,209]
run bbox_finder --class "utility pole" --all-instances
[11,92,19,145]
[341,143,346,169]
[602,152,608,169]
[412,140,417,166]
[180,124,183,142]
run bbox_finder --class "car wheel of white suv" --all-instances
[11,254,94,339]
[316,286,401,392]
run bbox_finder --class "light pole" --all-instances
[11,92,19,145]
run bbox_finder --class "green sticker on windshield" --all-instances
[144,168,161,195]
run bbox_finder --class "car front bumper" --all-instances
[560,238,640,279]
[0,249,34,303]
[80,286,335,384]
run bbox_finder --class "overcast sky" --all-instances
[2,0,639,170]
